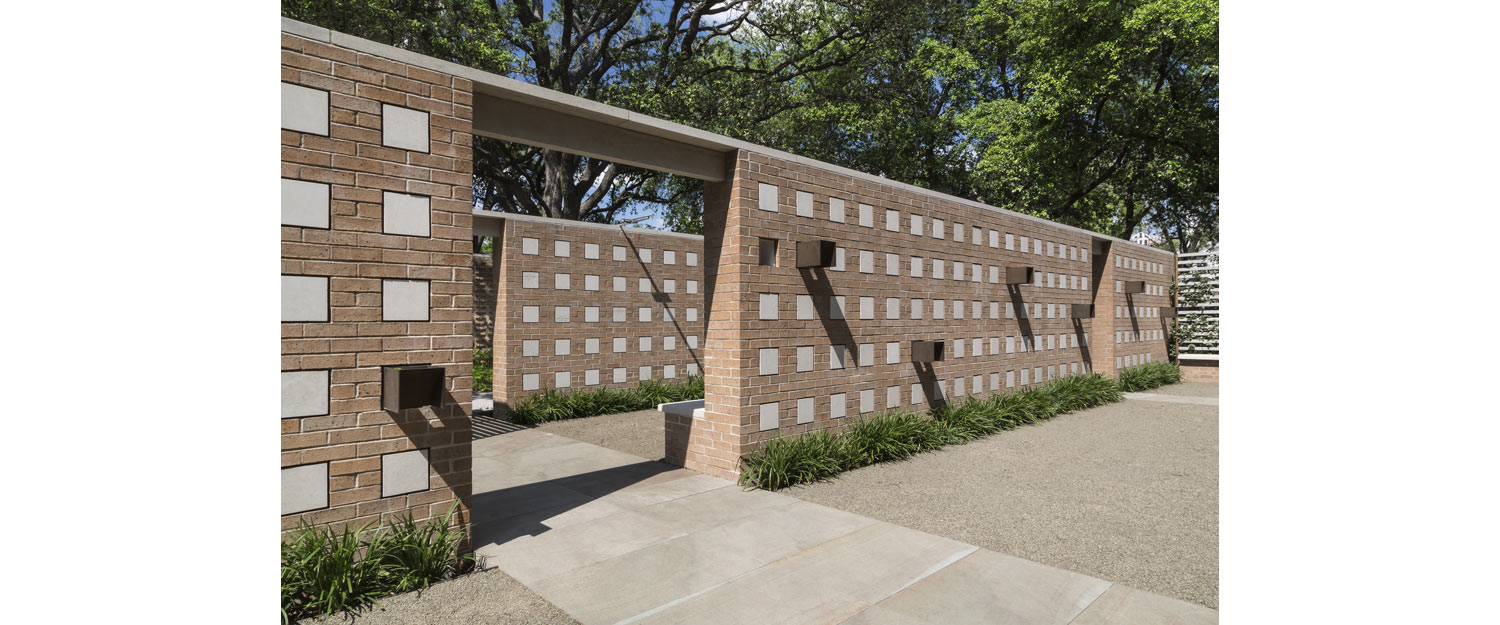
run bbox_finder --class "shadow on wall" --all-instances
[619,226,704,374]
[386,384,474,549]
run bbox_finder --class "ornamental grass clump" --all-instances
[1117,362,1182,392]
[738,430,843,491]
[739,372,1166,491]
[1039,374,1123,413]
[508,376,704,424]
[281,504,472,623]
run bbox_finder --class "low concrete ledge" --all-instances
[658,399,705,420]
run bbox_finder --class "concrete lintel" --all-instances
[473,93,728,181]
[471,210,706,242]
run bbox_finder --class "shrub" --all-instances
[472,348,493,393]
[1038,374,1123,413]
[739,431,844,491]
[739,372,1166,491]
[1118,362,1182,392]
[508,376,704,424]
[280,504,472,623]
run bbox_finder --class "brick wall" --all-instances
[472,253,496,353]
[1180,359,1219,383]
[280,28,474,537]
[689,150,1176,478]
[486,214,706,409]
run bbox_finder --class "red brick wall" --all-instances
[487,215,706,409]
[696,150,1176,478]
[1180,359,1219,383]
[281,30,473,536]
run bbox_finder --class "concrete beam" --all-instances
[472,93,729,181]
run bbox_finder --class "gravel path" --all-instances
[533,409,666,461]
[786,383,1219,608]
[298,568,579,625]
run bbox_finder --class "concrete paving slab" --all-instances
[622,522,975,625]
[533,500,877,625]
[1069,585,1218,625]
[837,549,1110,625]
[470,409,1216,625]
[477,507,686,585]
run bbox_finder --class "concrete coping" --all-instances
[283,17,1175,261]
[1178,354,1220,362]
[658,399,705,420]
[471,210,704,242]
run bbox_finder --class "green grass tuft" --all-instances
[281,504,472,623]
[1118,362,1182,392]
[508,376,704,425]
[739,431,844,491]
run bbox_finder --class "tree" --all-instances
[960,0,1218,244]
[285,0,1218,248]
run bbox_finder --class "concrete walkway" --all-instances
[471,427,1217,624]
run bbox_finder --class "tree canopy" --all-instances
[284,0,1217,250]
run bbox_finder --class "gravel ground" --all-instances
[298,568,579,625]
[533,409,666,460]
[1146,381,1219,398]
[786,391,1219,609]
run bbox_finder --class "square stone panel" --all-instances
[759,294,778,320]
[381,103,430,152]
[381,449,430,498]
[281,178,329,228]
[796,190,814,217]
[760,402,779,431]
[281,275,328,322]
[797,397,814,424]
[281,82,328,135]
[758,183,779,212]
[382,279,429,321]
[281,463,328,515]
[382,191,430,236]
[281,370,328,418]
[759,348,779,376]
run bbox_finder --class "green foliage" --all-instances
[837,411,948,467]
[472,348,492,393]
[1118,362,1182,392]
[1171,250,1219,358]
[740,373,1142,491]
[738,431,845,492]
[1037,374,1125,412]
[508,376,704,425]
[281,504,472,623]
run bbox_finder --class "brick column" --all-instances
[1089,241,1119,378]
[674,160,743,479]
[280,28,475,540]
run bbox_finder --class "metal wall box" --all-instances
[1070,304,1094,318]
[795,240,837,268]
[1123,280,1146,294]
[1005,266,1034,284]
[382,365,445,411]
[911,340,945,363]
